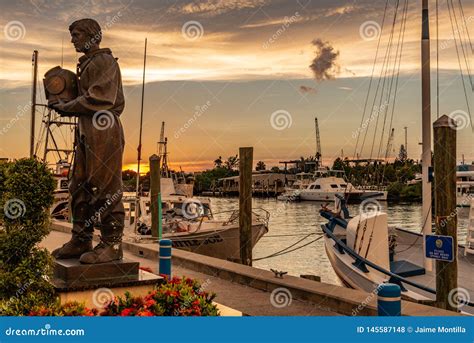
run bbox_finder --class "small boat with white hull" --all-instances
[320,197,474,314]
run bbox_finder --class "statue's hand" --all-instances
[49,100,75,117]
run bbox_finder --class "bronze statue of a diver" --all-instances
[49,18,126,264]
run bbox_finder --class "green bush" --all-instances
[0,158,56,316]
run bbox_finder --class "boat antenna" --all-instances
[61,36,64,68]
[135,37,147,235]
[30,50,38,158]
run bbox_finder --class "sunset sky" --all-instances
[0,0,473,172]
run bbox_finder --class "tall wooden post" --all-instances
[150,154,162,239]
[239,147,253,266]
[433,115,458,311]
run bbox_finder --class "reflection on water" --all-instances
[210,197,470,285]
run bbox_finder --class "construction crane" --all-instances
[315,117,322,167]
[157,121,169,177]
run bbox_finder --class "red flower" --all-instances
[144,299,156,308]
[120,308,135,316]
[137,310,154,316]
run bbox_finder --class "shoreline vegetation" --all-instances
[122,155,423,202]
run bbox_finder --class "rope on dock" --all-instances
[253,234,324,261]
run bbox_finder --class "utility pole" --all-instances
[239,147,253,266]
[433,115,458,311]
[30,50,38,157]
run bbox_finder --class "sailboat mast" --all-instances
[30,50,38,157]
[135,38,147,234]
[421,0,433,272]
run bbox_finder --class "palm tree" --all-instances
[256,161,266,171]
[214,156,223,168]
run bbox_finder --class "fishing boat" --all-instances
[122,180,270,261]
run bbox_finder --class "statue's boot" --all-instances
[52,220,93,259]
[79,224,123,264]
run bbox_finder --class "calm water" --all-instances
[209,197,471,286]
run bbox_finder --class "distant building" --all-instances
[218,171,295,196]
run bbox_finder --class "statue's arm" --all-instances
[60,54,121,116]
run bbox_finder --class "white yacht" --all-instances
[457,171,474,207]
[299,175,364,203]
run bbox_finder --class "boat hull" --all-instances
[168,222,268,261]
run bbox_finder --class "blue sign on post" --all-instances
[425,234,454,262]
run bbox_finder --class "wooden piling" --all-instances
[433,115,458,311]
[149,154,162,238]
[239,147,253,266]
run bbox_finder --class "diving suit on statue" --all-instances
[49,18,126,264]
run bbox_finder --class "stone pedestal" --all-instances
[51,258,164,309]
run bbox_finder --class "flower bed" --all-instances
[29,277,219,317]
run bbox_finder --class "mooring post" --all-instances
[149,154,162,239]
[239,147,253,266]
[377,283,401,316]
[159,239,172,278]
[433,115,458,311]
